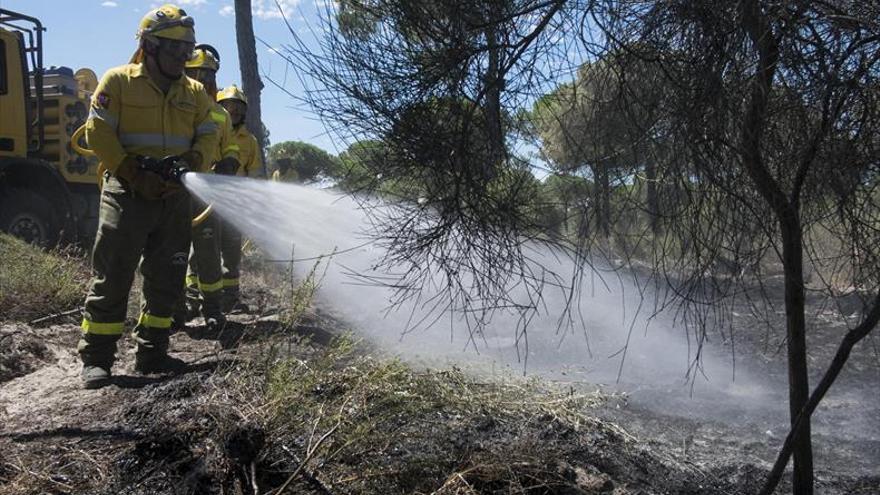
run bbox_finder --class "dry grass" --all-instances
[221,331,620,494]
[0,239,666,495]
[206,245,631,494]
[0,234,90,322]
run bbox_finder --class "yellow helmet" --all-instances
[186,44,220,71]
[138,4,195,43]
[217,85,248,105]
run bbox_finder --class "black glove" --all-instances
[115,156,167,200]
[135,155,190,183]
[214,157,241,176]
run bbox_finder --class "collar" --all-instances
[128,63,149,78]
[130,62,190,96]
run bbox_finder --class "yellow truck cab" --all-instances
[0,9,99,246]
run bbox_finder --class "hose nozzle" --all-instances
[137,155,192,184]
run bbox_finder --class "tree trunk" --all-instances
[644,160,659,235]
[483,10,504,182]
[780,213,814,494]
[739,1,814,492]
[598,163,611,239]
[234,0,268,175]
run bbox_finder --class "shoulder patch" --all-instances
[96,92,111,108]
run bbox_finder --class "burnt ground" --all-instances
[584,276,880,495]
[0,274,878,494]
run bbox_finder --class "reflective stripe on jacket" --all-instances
[85,63,219,175]
[232,125,264,178]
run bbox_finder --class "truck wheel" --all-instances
[0,189,60,247]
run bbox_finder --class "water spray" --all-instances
[182,173,848,429]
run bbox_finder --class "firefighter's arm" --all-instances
[187,90,221,172]
[213,110,241,175]
[84,72,127,174]
[220,112,241,162]
[247,135,264,179]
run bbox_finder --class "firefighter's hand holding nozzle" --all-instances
[135,155,193,184]
[116,155,175,200]
[213,157,240,176]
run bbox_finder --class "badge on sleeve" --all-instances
[96,92,111,108]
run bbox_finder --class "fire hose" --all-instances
[71,124,213,226]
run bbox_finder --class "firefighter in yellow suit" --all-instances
[181,45,240,329]
[270,158,297,182]
[78,4,218,389]
[216,85,263,311]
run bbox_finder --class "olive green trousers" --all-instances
[219,217,243,304]
[78,177,191,367]
[185,197,223,317]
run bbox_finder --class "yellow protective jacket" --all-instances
[85,63,219,179]
[208,102,240,166]
[232,125,263,178]
[271,169,297,182]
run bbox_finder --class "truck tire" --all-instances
[0,189,60,247]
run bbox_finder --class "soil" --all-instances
[1,275,878,494]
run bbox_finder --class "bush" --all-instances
[0,234,89,321]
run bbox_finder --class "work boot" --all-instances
[134,354,187,375]
[228,300,250,314]
[81,365,112,389]
[172,305,188,332]
[172,295,188,332]
[204,312,227,333]
[202,292,226,332]
[221,289,248,313]
[186,299,202,321]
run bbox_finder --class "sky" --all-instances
[0,0,340,152]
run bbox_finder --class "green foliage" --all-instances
[336,140,388,192]
[280,257,326,329]
[0,234,89,321]
[268,141,341,182]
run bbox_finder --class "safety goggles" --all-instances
[144,16,195,36]
[159,38,196,57]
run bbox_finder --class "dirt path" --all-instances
[0,316,268,495]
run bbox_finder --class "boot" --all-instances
[77,333,118,389]
[81,365,112,389]
[204,310,227,333]
[171,314,186,332]
[186,298,202,321]
[172,294,189,331]
[134,353,187,374]
[202,292,226,332]
[132,324,177,374]
[222,288,248,313]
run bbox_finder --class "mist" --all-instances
[182,173,870,434]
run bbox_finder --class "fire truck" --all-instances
[0,8,100,247]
